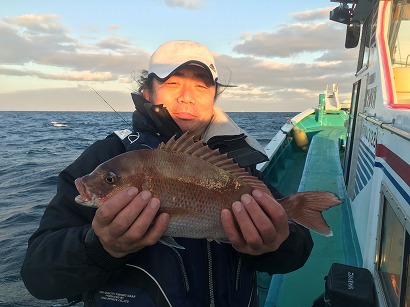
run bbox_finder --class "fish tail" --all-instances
[280,191,342,237]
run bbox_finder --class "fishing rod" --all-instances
[89,86,131,127]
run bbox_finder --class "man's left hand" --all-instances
[221,189,290,256]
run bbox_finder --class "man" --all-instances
[21,40,313,306]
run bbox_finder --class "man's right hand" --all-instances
[92,187,170,258]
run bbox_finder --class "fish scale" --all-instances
[75,132,342,241]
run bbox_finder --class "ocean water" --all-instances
[0,111,296,307]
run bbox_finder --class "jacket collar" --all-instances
[203,107,266,155]
[130,93,265,155]
[131,93,182,141]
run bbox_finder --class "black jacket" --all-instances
[21,94,313,306]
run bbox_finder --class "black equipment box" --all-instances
[323,263,375,307]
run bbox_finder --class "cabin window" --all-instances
[389,0,410,65]
[357,0,381,72]
[389,0,410,105]
[357,5,374,72]
[377,185,410,306]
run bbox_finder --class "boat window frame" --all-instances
[388,0,410,108]
[389,0,409,65]
[356,7,372,73]
[375,183,410,306]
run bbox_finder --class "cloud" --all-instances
[233,23,346,58]
[0,66,117,81]
[0,17,76,65]
[0,15,150,80]
[108,24,120,31]
[213,15,357,111]
[3,14,65,34]
[215,61,354,111]
[291,7,334,22]
[96,37,136,52]
[164,0,204,9]
[0,9,357,112]
[32,51,149,75]
[0,66,29,76]
[42,71,116,81]
[216,49,356,88]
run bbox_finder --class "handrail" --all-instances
[358,113,410,141]
[355,64,368,77]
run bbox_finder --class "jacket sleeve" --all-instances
[241,221,313,274]
[20,136,130,301]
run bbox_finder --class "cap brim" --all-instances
[149,60,218,84]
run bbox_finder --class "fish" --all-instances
[75,132,342,244]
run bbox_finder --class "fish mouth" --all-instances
[74,178,98,207]
[74,195,99,208]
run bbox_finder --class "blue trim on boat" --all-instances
[355,166,365,195]
[355,140,376,196]
[358,141,375,176]
[357,153,373,180]
[375,161,410,204]
[359,140,376,160]
[359,143,374,165]
[357,157,370,184]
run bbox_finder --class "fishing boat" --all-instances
[51,121,68,127]
[257,0,410,306]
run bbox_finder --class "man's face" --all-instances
[143,65,216,140]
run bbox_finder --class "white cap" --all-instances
[148,40,218,84]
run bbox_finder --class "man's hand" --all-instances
[221,189,290,256]
[92,187,169,258]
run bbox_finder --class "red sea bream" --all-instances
[75,133,341,241]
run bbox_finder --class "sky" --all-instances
[0,0,358,112]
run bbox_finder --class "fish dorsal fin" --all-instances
[159,132,271,194]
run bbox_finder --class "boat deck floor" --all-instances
[264,127,349,306]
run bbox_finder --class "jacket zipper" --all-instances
[170,247,190,292]
[235,257,243,291]
[207,241,215,307]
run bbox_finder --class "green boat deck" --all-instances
[260,127,361,306]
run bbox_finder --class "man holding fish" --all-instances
[21,41,328,306]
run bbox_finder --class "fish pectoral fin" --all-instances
[159,237,185,249]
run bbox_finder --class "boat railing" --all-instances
[258,124,293,172]
[355,64,368,77]
[358,112,410,141]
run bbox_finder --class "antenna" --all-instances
[89,86,131,127]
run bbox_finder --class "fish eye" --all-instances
[104,172,117,184]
